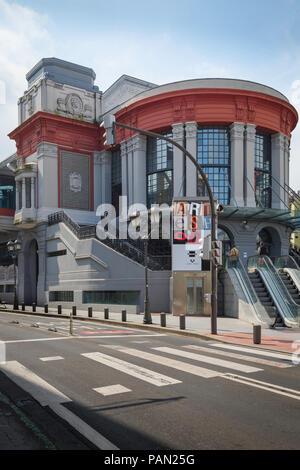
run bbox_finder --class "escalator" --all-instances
[278,271,300,305]
[225,257,274,326]
[273,255,300,306]
[248,256,300,328]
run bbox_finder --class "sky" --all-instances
[0,0,300,188]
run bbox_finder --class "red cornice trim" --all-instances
[9,111,104,159]
[115,87,298,142]
[0,208,15,217]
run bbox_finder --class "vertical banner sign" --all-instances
[172,200,211,271]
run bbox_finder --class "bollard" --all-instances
[88,307,93,318]
[21,303,25,311]
[122,310,127,322]
[32,303,36,312]
[104,307,109,319]
[160,312,166,327]
[58,305,62,315]
[69,312,73,336]
[72,306,77,317]
[253,324,261,344]
[179,314,186,330]
[44,304,48,313]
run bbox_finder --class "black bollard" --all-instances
[104,308,109,319]
[58,305,62,315]
[88,307,93,318]
[21,303,25,311]
[160,312,166,327]
[44,304,48,313]
[179,314,186,330]
[253,324,261,344]
[122,310,127,322]
[72,306,77,317]
[32,303,36,312]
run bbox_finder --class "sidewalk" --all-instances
[2,304,299,354]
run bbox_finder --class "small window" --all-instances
[49,291,74,302]
[6,285,14,293]
[82,291,140,305]
[47,250,67,257]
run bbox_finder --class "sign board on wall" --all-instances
[172,199,211,271]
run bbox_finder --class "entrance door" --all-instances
[186,278,204,315]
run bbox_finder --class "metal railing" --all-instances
[226,257,274,325]
[248,255,299,327]
[48,211,171,271]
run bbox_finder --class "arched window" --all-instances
[197,127,230,205]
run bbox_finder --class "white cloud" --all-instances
[0,0,53,159]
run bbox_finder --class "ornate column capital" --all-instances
[185,121,198,139]
[172,123,184,142]
[130,134,147,152]
[229,122,245,141]
[94,150,111,165]
[271,132,285,151]
[245,123,256,142]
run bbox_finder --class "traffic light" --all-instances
[211,240,223,266]
[100,114,116,145]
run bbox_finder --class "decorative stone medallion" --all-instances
[69,172,82,192]
[66,93,84,115]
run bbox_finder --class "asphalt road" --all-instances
[0,310,299,450]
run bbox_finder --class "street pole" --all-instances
[13,255,18,310]
[143,237,152,324]
[113,121,218,334]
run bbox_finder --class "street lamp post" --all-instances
[7,239,22,310]
[101,117,219,335]
[143,235,151,324]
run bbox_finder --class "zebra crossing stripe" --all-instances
[210,343,294,362]
[153,347,262,373]
[81,352,181,386]
[105,347,223,378]
[184,345,292,368]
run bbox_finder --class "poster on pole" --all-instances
[172,198,211,271]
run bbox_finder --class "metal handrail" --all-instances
[48,211,171,270]
[225,257,274,325]
[248,255,299,327]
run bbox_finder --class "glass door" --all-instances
[186,278,204,315]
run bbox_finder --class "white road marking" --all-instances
[50,403,119,450]
[184,345,292,368]
[210,343,294,362]
[222,374,300,401]
[94,385,131,396]
[0,361,118,450]
[40,356,64,362]
[153,347,262,373]
[82,352,181,386]
[107,346,223,378]
[0,361,70,406]
[2,334,167,344]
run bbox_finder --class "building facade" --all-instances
[0,57,299,317]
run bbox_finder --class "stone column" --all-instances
[120,140,128,208]
[131,134,147,205]
[100,151,112,205]
[271,133,286,209]
[126,138,134,207]
[15,182,20,211]
[229,122,245,207]
[185,122,198,197]
[284,136,290,208]
[21,177,26,209]
[244,124,256,207]
[172,123,185,198]
[30,177,35,209]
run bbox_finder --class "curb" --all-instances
[0,307,294,356]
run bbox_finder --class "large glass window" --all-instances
[255,133,271,208]
[111,149,122,216]
[0,176,15,209]
[147,132,173,207]
[197,127,230,205]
